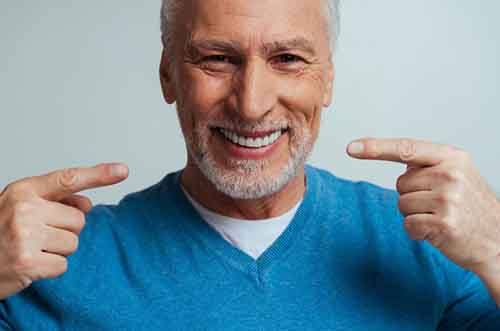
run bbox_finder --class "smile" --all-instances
[216,128,286,149]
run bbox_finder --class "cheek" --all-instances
[178,69,230,116]
[279,73,325,133]
[175,68,230,138]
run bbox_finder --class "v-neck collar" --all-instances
[159,165,321,282]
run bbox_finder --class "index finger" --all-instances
[21,163,128,201]
[346,138,453,166]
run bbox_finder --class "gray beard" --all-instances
[186,127,313,200]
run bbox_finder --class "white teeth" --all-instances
[255,137,263,147]
[217,128,285,148]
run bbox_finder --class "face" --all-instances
[161,0,334,200]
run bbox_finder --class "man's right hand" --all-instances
[0,163,128,300]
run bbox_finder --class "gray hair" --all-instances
[160,0,340,58]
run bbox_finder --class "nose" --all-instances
[230,57,277,121]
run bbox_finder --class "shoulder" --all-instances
[306,164,399,218]
[76,170,185,263]
[84,170,182,229]
[308,165,476,299]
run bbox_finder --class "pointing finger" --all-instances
[17,163,128,201]
[347,138,453,167]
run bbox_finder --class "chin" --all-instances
[197,153,306,200]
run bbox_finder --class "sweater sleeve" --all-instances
[437,270,500,330]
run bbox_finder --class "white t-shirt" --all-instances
[181,186,302,260]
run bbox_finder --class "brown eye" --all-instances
[270,54,307,72]
[277,54,303,63]
[203,55,241,65]
[198,54,241,73]
[205,55,231,63]
[198,54,240,73]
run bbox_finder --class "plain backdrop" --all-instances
[1,1,499,204]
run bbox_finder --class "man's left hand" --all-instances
[347,138,500,282]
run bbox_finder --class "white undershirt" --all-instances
[181,186,302,260]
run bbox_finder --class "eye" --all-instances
[198,54,240,73]
[270,53,308,72]
[203,54,232,63]
[276,54,304,63]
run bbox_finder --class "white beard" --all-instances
[185,120,314,200]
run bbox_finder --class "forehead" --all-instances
[181,0,329,52]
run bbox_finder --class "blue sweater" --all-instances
[1,165,499,330]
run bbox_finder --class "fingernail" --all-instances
[348,142,365,155]
[111,164,128,177]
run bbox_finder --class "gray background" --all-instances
[1,0,499,204]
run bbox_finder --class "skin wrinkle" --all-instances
[160,0,333,219]
[185,37,319,60]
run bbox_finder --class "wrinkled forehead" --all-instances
[178,0,330,54]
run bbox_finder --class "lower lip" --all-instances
[214,130,287,160]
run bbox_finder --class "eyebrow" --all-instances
[262,37,317,57]
[185,39,243,57]
[185,36,317,57]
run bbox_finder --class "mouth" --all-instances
[211,126,289,159]
[215,127,287,148]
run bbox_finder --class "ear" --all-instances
[322,60,335,108]
[159,49,177,104]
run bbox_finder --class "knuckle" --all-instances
[10,224,27,241]
[445,190,461,206]
[3,182,31,200]
[11,200,35,220]
[435,168,464,183]
[9,227,35,254]
[434,192,450,205]
[8,223,40,249]
[440,217,460,240]
[436,191,462,207]
[12,251,36,273]
[397,139,417,162]
[446,169,465,183]
[57,168,79,189]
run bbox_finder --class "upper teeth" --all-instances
[218,128,284,148]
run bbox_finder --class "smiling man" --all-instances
[1,0,500,330]
[165,0,333,219]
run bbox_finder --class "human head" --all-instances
[159,0,337,200]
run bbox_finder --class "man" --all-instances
[1,0,499,329]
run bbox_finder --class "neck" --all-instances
[180,160,306,220]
